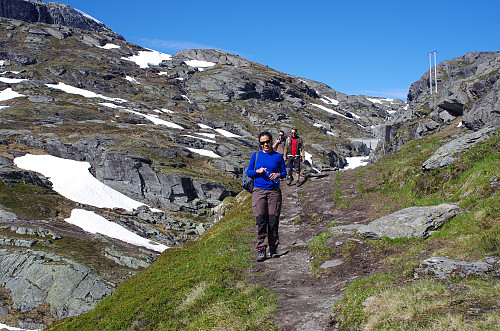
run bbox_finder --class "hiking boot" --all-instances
[270,247,279,258]
[287,177,293,186]
[257,248,266,262]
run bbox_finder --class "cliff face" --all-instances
[375,51,500,154]
[0,0,123,38]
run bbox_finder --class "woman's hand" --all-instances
[268,172,279,180]
[256,167,266,174]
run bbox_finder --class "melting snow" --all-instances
[184,60,216,68]
[0,77,27,83]
[183,134,216,144]
[366,97,394,104]
[0,323,38,331]
[0,88,25,101]
[98,43,120,49]
[198,123,212,129]
[66,209,168,252]
[13,155,169,253]
[187,148,220,158]
[215,128,240,138]
[310,103,354,121]
[14,154,146,211]
[75,9,103,24]
[344,156,369,170]
[320,96,340,106]
[126,109,184,129]
[46,82,127,103]
[125,76,140,84]
[122,50,172,68]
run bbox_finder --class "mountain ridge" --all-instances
[0,0,498,328]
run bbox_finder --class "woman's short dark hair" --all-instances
[258,131,272,141]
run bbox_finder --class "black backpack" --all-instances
[241,151,258,193]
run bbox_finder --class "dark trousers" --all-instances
[252,188,282,250]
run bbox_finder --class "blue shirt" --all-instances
[246,150,287,190]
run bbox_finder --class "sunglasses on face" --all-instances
[260,140,271,145]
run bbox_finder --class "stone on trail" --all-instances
[357,204,462,239]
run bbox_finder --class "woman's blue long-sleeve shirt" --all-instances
[246,150,287,190]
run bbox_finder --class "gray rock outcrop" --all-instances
[377,52,500,154]
[414,257,499,279]
[422,126,498,170]
[357,204,462,239]
[0,0,123,38]
[0,249,114,318]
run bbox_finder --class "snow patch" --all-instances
[14,154,146,211]
[344,156,369,170]
[184,60,216,69]
[126,109,184,129]
[122,50,172,68]
[98,43,120,49]
[320,96,340,106]
[183,134,216,144]
[75,9,103,24]
[46,82,127,103]
[0,88,25,101]
[0,77,27,84]
[214,128,240,138]
[366,97,394,104]
[65,209,168,253]
[310,103,353,120]
[187,148,220,158]
[125,76,140,84]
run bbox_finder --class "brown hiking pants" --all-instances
[252,188,282,250]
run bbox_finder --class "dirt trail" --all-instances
[249,170,382,330]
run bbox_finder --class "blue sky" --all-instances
[61,0,499,100]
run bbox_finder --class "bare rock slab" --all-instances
[414,257,499,279]
[422,126,497,171]
[357,204,462,239]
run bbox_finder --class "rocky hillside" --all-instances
[0,0,409,328]
[0,0,122,38]
[375,51,499,153]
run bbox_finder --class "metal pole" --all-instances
[428,52,433,94]
[433,51,438,93]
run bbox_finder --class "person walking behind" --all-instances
[272,130,286,160]
[284,127,306,186]
[246,132,287,261]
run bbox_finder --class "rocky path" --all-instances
[249,169,382,330]
[250,173,344,330]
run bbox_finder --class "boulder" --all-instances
[414,257,499,279]
[0,249,114,318]
[357,204,462,239]
[422,126,498,171]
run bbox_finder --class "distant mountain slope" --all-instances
[0,0,123,38]
[375,51,499,153]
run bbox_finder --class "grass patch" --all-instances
[0,181,73,219]
[307,231,334,270]
[48,193,277,330]
[332,133,500,330]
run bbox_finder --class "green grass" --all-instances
[48,193,277,330]
[332,133,500,330]
[0,181,73,219]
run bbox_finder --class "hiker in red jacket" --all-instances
[284,128,305,186]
